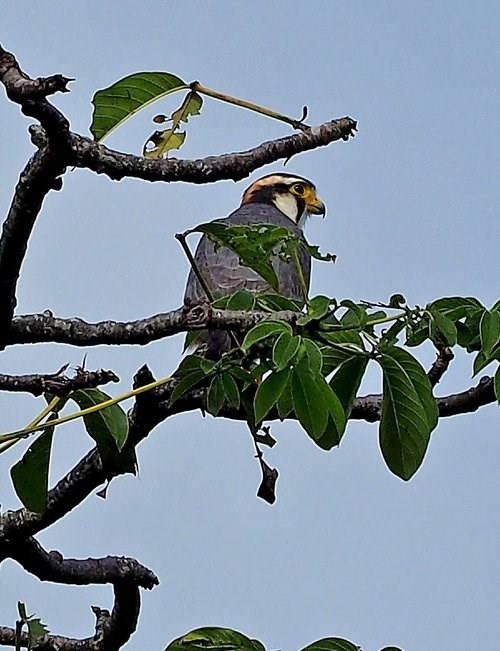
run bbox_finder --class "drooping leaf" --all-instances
[329,355,369,417]
[165,626,265,651]
[291,366,328,441]
[254,369,290,423]
[272,332,301,370]
[143,128,186,158]
[11,430,54,513]
[276,373,294,420]
[480,308,500,357]
[429,307,458,346]
[378,347,437,480]
[300,637,361,651]
[171,90,203,125]
[170,370,208,406]
[71,388,129,452]
[300,338,323,374]
[207,375,226,416]
[241,320,292,351]
[90,71,187,141]
[220,372,241,410]
[313,375,347,449]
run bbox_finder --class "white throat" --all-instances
[273,193,305,226]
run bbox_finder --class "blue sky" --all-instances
[1,2,499,650]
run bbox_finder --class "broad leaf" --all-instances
[254,369,290,423]
[241,320,292,351]
[430,307,457,346]
[329,355,369,417]
[11,430,54,513]
[171,90,203,124]
[313,376,347,449]
[291,366,328,441]
[273,332,301,369]
[71,388,129,452]
[91,72,187,141]
[300,637,361,651]
[170,369,207,406]
[255,293,302,312]
[277,374,294,420]
[480,308,500,357]
[220,372,240,410]
[378,347,437,480]
[166,627,265,651]
[226,289,256,311]
[297,295,332,325]
[207,376,225,416]
[300,338,323,374]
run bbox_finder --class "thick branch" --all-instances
[9,537,158,588]
[7,305,299,346]
[0,149,66,345]
[0,367,119,396]
[28,116,357,184]
[427,344,454,387]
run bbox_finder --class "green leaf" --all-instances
[300,338,323,374]
[300,637,361,651]
[254,369,290,423]
[207,375,225,416]
[143,128,186,158]
[378,347,437,480]
[226,289,256,311]
[313,376,347,449]
[272,333,301,370]
[170,369,207,406]
[480,308,500,357]
[291,366,328,441]
[302,241,337,263]
[329,355,369,417]
[430,307,457,346]
[220,372,241,410]
[277,373,294,420]
[11,430,54,513]
[494,366,500,403]
[165,627,265,651]
[188,222,298,291]
[71,388,129,452]
[90,71,187,141]
[27,618,50,646]
[297,295,332,325]
[255,293,302,312]
[241,320,292,351]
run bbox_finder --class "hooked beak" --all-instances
[306,192,326,217]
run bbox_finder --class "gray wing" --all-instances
[184,203,311,305]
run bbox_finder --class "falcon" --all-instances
[183,173,326,358]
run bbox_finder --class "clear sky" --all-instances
[1,2,499,650]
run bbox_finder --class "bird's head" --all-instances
[240,173,326,228]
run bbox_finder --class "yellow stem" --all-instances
[0,376,172,444]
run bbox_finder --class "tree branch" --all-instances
[427,343,454,387]
[7,306,299,346]
[0,366,119,396]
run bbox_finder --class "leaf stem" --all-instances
[191,82,309,131]
[0,376,172,443]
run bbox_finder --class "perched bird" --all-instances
[183,173,326,358]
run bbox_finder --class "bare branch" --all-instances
[9,537,158,588]
[28,116,357,184]
[7,306,299,346]
[0,367,119,396]
[0,149,67,346]
[0,584,144,651]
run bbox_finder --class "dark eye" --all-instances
[292,183,305,196]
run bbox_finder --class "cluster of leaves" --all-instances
[3,388,131,513]
[90,72,308,156]
[175,221,500,483]
[165,625,402,651]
